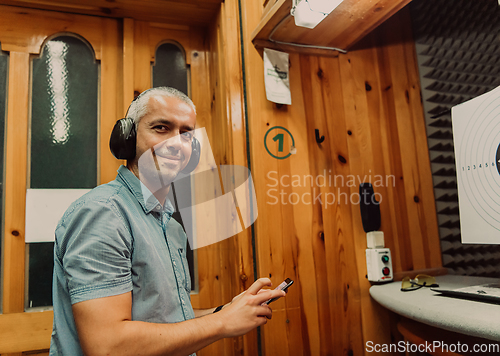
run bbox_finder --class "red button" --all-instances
[382,267,390,276]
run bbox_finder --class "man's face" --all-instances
[133,95,196,187]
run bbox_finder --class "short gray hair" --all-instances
[126,87,196,126]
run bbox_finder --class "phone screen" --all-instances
[263,278,294,305]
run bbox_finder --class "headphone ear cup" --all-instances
[109,118,137,160]
[181,137,201,174]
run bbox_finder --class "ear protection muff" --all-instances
[182,135,201,174]
[109,117,136,161]
[109,90,201,174]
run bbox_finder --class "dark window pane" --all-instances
[153,42,195,290]
[0,45,8,313]
[28,242,54,308]
[152,42,188,95]
[28,35,98,308]
[31,35,98,189]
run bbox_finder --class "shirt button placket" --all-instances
[164,220,188,320]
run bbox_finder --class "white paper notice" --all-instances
[452,85,500,244]
[263,48,291,105]
[25,189,91,243]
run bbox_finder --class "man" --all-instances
[50,87,285,355]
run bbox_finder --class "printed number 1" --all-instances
[273,133,284,152]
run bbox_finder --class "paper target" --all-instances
[452,85,500,244]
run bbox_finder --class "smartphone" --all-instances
[262,278,294,305]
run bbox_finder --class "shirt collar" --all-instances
[116,165,175,216]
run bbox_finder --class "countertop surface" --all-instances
[370,274,500,341]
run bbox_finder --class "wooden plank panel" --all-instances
[372,34,414,273]
[338,45,394,354]
[357,40,402,273]
[258,52,311,355]
[0,5,103,59]
[188,22,222,312]
[214,1,259,354]
[297,54,332,355]
[240,4,287,350]
[247,52,307,351]
[316,54,365,356]
[397,8,442,268]
[0,0,221,27]
[0,312,53,354]
[367,34,405,274]
[3,51,30,314]
[133,20,152,94]
[211,7,240,356]
[240,1,301,354]
[196,25,227,356]
[188,21,227,356]
[100,18,122,184]
[379,15,427,271]
[123,18,135,114]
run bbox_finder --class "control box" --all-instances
[366,248,393,282]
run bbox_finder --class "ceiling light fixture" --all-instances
[291,0,345,29]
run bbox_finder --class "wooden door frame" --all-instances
[0,5,121,353]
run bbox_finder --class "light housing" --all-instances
[307,0,344,14]
[291,0,345,29]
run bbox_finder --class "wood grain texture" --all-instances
[132,20,152,95]
[123,18,135,114]
[0,5,104,58]
[0,0,222,27]
[99,18,122,184]
[241,0,441,354]
[338,43,394,355]
[0,5,122,185]
[3,51,30,314]
[0,1,443,355]
[0,312,52,353]
[190,19,226,356]
[216,2,259,355]
[196,1,258,354]
[252,0,411,52]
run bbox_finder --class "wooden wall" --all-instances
[239,2,443,355]
[0,3,249,355]
[0,0,445,354]
[195,0,258,354]
[0,6,122,355]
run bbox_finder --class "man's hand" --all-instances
[214,278,286,338]
[72,277,286,355]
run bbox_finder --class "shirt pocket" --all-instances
[178,248,191,293]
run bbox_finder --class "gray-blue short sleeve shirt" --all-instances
[50,165,195,355]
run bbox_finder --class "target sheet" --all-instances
[452,85,500,244]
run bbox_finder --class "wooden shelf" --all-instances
[251,0,412,55]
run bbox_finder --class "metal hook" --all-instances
[315,129,325,144]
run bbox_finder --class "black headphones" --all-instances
[109,90,201,174]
